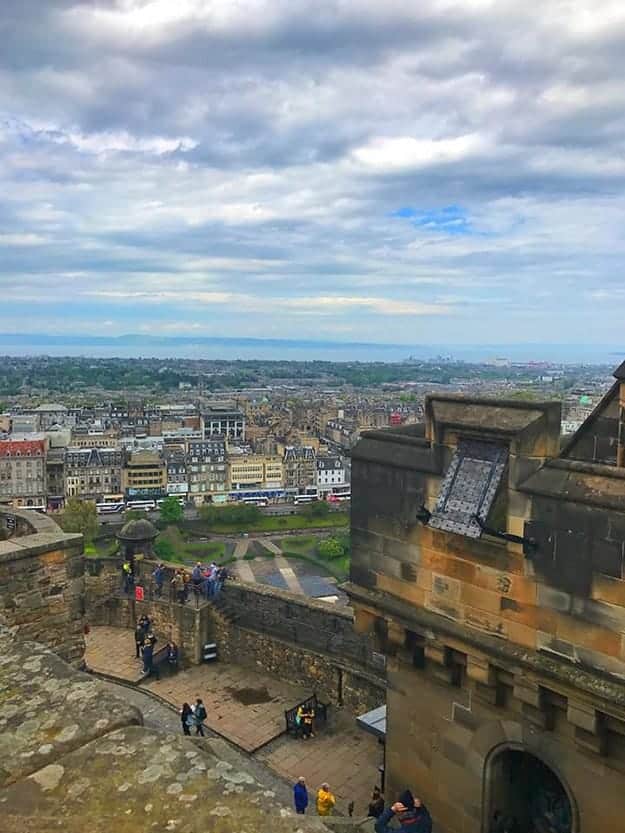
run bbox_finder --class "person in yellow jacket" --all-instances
[316,783,336,816]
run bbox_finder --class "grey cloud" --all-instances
[1,1,625,343]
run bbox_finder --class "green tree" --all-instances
[198,504,219,526]
[159,496,183,526]
[154,537,175,561]
[317,537,345,559]
[60,498,99,545]
[198,502,261,528]
[302,500,330,519]
[123,509,148,522]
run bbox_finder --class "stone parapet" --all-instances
[0,507,85,665]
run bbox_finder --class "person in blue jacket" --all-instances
[374,789,432,833]
[293,776,309,814]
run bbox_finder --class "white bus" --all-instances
[243,497,268,507]
[126,499,157,511]
[157,497,185,507]
[294,495,316,505]
[96,501,125,514]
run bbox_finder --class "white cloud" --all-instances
[352,133,490,172]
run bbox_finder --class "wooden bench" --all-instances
[285,694,328,736]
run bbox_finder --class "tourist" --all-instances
[146,631,157,649]
[121,560,133,594]
[192,562,203,596]
[214,566,227,596]
[138,614,151,637]
[194,697,207,736]
[368,787,385,819]
[374,790,432,833]
[293,777,308,815]
[182,570,191,602]
[206,562,218,598]
[152,563,165,597]
[172,570,185,604]
[295,704,305,738]
[316,783,336,816]
[134,622,145,659]
[302,704,315,739]
[142,640,154,676]
[166,641,179,672]
[180,702,193,736]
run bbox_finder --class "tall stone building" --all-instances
[283,445,316,491]
[65,447,123,501]
[0,438,47,510]
[187,438,227,503]
[201,404,245,440]
[227,453,284,491]
[348,362,625,833]
[122,450,167,500]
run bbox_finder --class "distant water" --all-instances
[0,335,621,365]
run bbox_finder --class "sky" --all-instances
[2,0,625,346]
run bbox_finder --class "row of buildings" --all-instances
[0,435,348,511]
[0,396,429,511]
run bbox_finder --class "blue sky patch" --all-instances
[391,205,472,235]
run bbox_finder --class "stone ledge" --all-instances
[345,582,625,711]
[0,532,83,564]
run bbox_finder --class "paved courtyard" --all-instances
[85,626,383,815]
[257,711,383,816]
[85,625,146,682]
[144,662,308,752]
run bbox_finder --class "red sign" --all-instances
[135,586,144,602]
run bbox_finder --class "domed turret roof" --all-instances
[117,518,158,542]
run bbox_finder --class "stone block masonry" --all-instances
[0,508,85,666]
[84,556,386,711]
[217,580,382,674]
[213,615,385,714]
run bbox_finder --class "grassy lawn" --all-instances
[278,535,317,553]
[192,512,348,535]
[281,549,350,581]
[156,525,228,565]
[156,526,230,563]
[85,537,118,557]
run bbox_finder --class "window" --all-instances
[429,439,508,539]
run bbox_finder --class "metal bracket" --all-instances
[474,515,537,556]
[415,505,431,525]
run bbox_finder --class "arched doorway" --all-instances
[484,746,575,833]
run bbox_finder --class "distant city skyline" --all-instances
[0,332,622,365]
[2,2,625,343]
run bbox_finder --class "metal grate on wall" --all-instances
[429,438,508,538]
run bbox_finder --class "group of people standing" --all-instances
[133,614,178,678]
[121,559,229,604]
[292,781,431,830]
[165,562,228,605]
[293,778,336,816]
[180,698,208,737]
[295,703,316,739]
